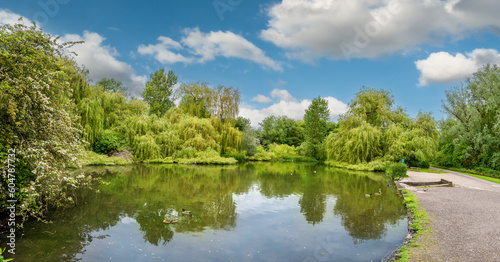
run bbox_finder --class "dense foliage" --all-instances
[142,69,177,116]
[257,116,304,148]
[303,97,330,160]
[0,23,91,221]
[326,88,438,167]
[96,78,128,95]
[437,65,500,173]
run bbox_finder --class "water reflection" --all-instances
[10,163,407,262]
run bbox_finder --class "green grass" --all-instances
[281,156,318,162]
[143,157,175,164]
[433,166,500,184]
[326,160,388,172]
[396,189,432,261]
[176,157,237,165]
[464,173,500,184]
[411,168,447,174]
[0,247,13,262]
[79,151,132,166]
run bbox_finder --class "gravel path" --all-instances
[397,169,500,261]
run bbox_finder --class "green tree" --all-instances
[257,116,304,148]
[439,65,500,171]
[326,87,438,165]
[234,117,251,132]
[211,85,240,124]
[177,82,213,118]
[142,69,177,116]
[97,78,128,95]
[303,97,330,159]
[0,22,91,222]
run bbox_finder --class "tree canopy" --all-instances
[257,116,304,148]
[303,97,330,159]
[97,78,128,95]
[326,88,438,165]
[142,69,177,116]
[438,65,500,171]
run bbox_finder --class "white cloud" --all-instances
[137,36,194,64]
[61,31,146,97]
[275,80,287,87]
[416,49,500,86]
[260,0,500,61]
[270,89,297,102]
[0,9,32,26]
[138,28,282,71]
[252,94,272,103]
[240,90,348,128]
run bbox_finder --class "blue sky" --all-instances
[2,0,500,127]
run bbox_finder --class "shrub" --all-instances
[387,162,408,179]
[407,159,430,168]
[251,146,277,161]
[222,153,246,163]
[177,148,237,165]
[175,147,198,159]
[92,130,126,154]
[268,143,298,159]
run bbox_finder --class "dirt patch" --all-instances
[109,148,133,162]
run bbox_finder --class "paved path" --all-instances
[397,169,500,261]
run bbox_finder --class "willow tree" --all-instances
[0,22,91,222]
[211,85,240,124]
[142,69,177,116]
[177,82,213,118]
[326,87,438,165]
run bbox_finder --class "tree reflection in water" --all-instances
[11,163,406,262]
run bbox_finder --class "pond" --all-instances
[11,162,408,262]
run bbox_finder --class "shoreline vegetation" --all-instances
[394,189,432,261]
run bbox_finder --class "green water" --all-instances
[10,162,407,262]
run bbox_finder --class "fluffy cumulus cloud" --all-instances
[61,31,146,97]
[138,36,194,64]
[241,89,348,128]
[252,94,272,103]
[416,49,500,86]
[138,28,282,71]
[260,0,500,61]
[0,9,31,25]
[270,89,297,102]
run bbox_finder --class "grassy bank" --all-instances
[436,167,500,184]
[433,165,500,179]
[409,168,447,174]
[79,150,237,166]
[396,189,433,261]
[78,151,133,166]
[325,160,388,172]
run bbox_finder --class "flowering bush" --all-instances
[0,22,93,224]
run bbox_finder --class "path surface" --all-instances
[397,169,500,261]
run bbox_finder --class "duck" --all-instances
[374,188,382,196]
[364,193,372,198]
[163,218,177,224]
[181,209,192,215]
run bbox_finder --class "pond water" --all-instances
[10,162,408,262]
